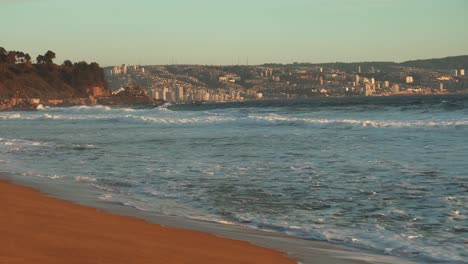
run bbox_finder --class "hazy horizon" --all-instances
[2,0,468,66]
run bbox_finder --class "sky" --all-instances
[1,0,467,66]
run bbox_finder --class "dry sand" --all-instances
[0,180,295,264]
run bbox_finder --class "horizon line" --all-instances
[101,54,468,68]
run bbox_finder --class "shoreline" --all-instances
[1,172,414,264]
[0,178,294,264]
[1,93,465,112]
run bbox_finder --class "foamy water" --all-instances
[1,95,467,263]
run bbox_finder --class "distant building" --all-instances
[439,83,445,92]
[175,86,184,102]
[406,76,414,84]
[460,69,465,76]
[451,69,458,76]
[166,91,174,102]
[391,84,400,94]
[383,81,390,88]
[365,84,375,96]
[355,75,360,84]
[358,65,361,74]
[371,78,375,85]
[112,66,121,75]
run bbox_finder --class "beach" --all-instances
[0,179,294,264]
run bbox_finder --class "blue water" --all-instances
[1,95,467,263]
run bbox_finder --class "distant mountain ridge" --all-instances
[264,55,468,72]
[400,55,468,70]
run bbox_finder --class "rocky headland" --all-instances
[0,48,161,111]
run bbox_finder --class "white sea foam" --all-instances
[21,172,64,179]
[248,114,468,127]
[90,183,116,192]
[134,115,234,124]
[0,113,22,119]
[98,193,113,200]
[407,235,422,240]
[75,176,97,182]
[72,105,112,111]
[120,108,136,112]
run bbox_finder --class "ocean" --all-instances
[1,95,467,263]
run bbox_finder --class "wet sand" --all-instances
[0,179,295,264]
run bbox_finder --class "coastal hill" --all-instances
[0,47,160,110]
[0,48,109,101]
[105,54,468,101]
[264,55,468,72]
[401,55,468,70]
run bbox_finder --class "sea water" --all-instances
[1,95,467,263]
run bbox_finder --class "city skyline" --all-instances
[2,0,468,66]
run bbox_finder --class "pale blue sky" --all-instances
[1,0,467,66]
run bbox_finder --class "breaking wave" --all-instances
[1,106,467,128]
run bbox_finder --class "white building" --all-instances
[439,83,445,92]
[406,76,414,84]
[175,86,184,102]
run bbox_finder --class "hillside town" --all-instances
[105,60,468,103]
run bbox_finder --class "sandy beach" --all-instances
[0,179,295,264]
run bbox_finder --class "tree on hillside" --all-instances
[44,50,56,64]
[5,51,17,64]
[36,55,46,64]
[15,51,27,63]
[24,53,31,64]
[62,60,73,67]
[37,50,56,64]
[0,47,6,63]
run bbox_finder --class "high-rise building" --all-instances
[175,86,184,102]
[112,66,121,75]
[355,75,360,84]
[365,84,374,96]
[406,76,414,84]
[391,84,400,94]
[371,78,375,85]
[358,65,361,73]
[439,83,444,92]
[383,81,390,88]
[460,69,465,76]
[166,91,174,102]
[451,69,458,76]
[122,64,128,74]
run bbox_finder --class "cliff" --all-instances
[0,62,109,101]
[0,48,161,111]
